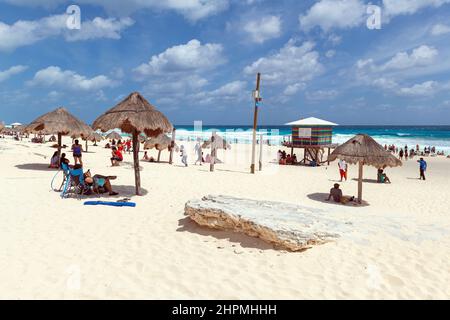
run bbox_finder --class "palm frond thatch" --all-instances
[24,107,93,138]
[328,134,402,168]
[106,131,122,140]
[144,134,179,152]
[86,132,104,142]
[328,134,402,204]
[92,92,173,196]
[92,92,173,137]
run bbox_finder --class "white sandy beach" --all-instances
[0,136,449,299]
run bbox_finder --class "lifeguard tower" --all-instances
[283,117,338,165]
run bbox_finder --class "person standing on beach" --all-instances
[71,139,83,166]
[399,149,404,160]
[180,145,188,167]
[338,159,348,182]
[418,158,427,180]
[194,140,203,165]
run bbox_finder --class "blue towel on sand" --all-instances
[84,201,136,207]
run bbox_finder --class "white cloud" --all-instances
[398,81,440,96]
[381,45,438,71]
[191,80,248,105]
[0,14,133,51]
[1,0,229,22]
[244,40,324,84]
[299,0,450,32]
[0,65,28,82]
[283,83,305,96]
[29,66,118,91]
[144,75,209,95]
[431,23,450,36]
[65,17,134,41]
[244,15,282,44]
[306,89,339,101]
[299,0,366,32]
[134,39,225,77]
[383,0,450,18]
[357,45,438,74]
[325,50,336,58]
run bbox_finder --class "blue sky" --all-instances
[1,0,450,125]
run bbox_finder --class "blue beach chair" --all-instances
[60,163,88,199]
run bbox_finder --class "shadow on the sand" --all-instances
[15,163,57,171]
[351,178,380,184]
[307,192,369,207]
[55,185,148,199]
[177,217,275,251]
[100,185,148,198]
[215,168,251,175]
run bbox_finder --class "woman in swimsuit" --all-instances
[71,139,83,166]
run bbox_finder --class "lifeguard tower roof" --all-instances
[285,117,338,127]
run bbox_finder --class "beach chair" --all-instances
[60,164,88,199]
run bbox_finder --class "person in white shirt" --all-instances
[338,159,348,182]
[180,145,188,167]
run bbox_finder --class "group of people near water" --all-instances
[385,144,445,160]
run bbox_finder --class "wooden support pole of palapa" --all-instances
[169,129,176,165]
[210,131,217,172]
[132,129,141,195]
[250,73,261,174]
[57,133,62,155]
[358,162,364,204]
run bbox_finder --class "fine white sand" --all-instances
[0,136,449,299]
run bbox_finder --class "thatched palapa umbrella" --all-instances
[88,132,103,143]
[328,134,402,203]
[144,134,179,162]
[25,107,93,153]
[81,132,104,151]
[106,131,123,141]
[93,92,173,195]
[202,135,231,150]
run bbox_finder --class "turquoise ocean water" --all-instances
[172,125,450,154]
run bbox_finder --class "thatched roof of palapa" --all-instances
[24,107,93,138]
[328,134,402,168]
[9,125,26,133]
[86,132,103,142]
[144,134,179,151]
[202,135,231,150]
[92,92,173,137]
[106,131,122,140]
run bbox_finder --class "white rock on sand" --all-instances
[185,195,350,251]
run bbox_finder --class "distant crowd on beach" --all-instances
[384,144,447,160]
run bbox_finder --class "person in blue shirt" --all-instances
[417,158,427,180]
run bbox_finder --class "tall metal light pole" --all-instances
[250,73,262,174]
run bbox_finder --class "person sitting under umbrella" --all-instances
[326,183,355,204]
[377,168,391,184]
